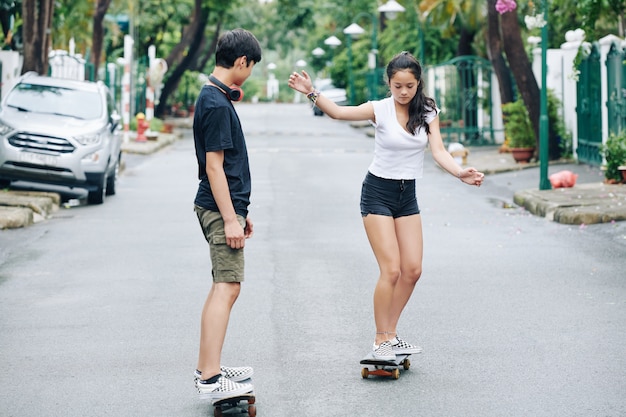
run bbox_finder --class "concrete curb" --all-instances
[121,131,183,155]
[513,183,626,225]
[0,190,60,229]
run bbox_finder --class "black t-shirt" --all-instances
[193,85,251,217]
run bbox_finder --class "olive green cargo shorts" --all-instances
[194,205,246,283]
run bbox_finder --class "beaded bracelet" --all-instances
[306,90,321,104]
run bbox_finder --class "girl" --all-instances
[288,51,484,359]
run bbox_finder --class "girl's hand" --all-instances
[459,167,485,187]
[288,70,314,94]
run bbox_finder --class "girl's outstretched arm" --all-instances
[288,70,374,122]
[428,117,485,187]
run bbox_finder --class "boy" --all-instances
[192,28,262,401]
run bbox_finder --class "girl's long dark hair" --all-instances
[386,51,437,135]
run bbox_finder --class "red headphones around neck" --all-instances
[209,75,244,102]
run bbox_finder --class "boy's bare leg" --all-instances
[197,282,241,379]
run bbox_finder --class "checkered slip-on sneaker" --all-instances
[196,375,253,402]
[194,366,254,382]
[220,365,253,382]
[372,341,396,361]
[390,335,422,354]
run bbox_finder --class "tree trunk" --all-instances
[456,27,475,57]
[500,9,540,149]
[190,21,221,72]
[486,0,514,105]
[154,0,210,118]
[22,0,55,75]
[91,0,112,79]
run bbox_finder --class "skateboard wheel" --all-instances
[403,359,411,370]
[248,404,257,417]
[361,368,369,379]
[391,369,400,379]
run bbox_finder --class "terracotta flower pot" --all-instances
[619,165,626,183]
[510,147,535,163]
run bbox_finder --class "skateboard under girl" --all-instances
[360,352,411,379]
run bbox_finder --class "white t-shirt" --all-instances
[368,97,439,180]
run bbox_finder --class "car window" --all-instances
[6,83,103,120]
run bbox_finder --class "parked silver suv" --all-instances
[0,72,122,204]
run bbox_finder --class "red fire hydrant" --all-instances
[135,112,149,142]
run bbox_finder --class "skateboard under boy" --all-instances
[360,352,411,379]
[212,391,256,417]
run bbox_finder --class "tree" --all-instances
[21,0,54,74]
[494,0,565,158]
[0,0,20,47]
[91,0,112,77]
[154,0,214,117]
[418,0,484,57]
[486,0,514,105]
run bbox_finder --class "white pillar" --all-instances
[145,45,156,121]
[559,29,586,157]
[121,35,134,143]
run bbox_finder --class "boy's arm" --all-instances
[205,150,246,249]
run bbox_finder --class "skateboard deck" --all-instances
[360,352,411,379]
[212,392,256,417]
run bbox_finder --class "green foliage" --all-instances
[547,89,572,159]
[502,99,535,149]
[149,117,163,132]
[601,132,626,182]
[51,0,92,52]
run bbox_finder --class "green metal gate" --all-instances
[606,42,626,136]
[576,43,603,165]
[427,56,497,146]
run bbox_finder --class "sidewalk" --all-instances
[1,121,625,228]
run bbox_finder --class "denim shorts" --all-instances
[360,172,420,218]
[194,205,246,283]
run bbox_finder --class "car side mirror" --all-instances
[110,112,121,130]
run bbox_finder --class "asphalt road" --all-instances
[0,103,624,417]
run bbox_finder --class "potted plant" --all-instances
[601,131,626,183]
[502,99,536,163]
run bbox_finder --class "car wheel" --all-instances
[87,174,107,205]
[106,154,121,196]
[0,179,11,188]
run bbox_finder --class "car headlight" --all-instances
[0,122,14,136]
[75,133,103,146]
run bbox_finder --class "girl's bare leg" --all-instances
[388,214,423,335]
[363,214,401,345]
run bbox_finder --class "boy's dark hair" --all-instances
[386,51,437,135]
[215,29,262,68]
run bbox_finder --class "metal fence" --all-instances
[425,56,500,146]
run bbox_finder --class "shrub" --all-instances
[601,132,626,182]
[502,99,535,148]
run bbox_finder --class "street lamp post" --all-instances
[343,0,405,104]
[343,23,365,105]
[311,47,326,78]
[539,3,551,190]
[385,1,424,64]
